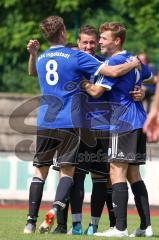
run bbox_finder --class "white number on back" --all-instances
[46,60,58,85]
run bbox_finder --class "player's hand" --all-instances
[131,56,141,70]
[143,108,159,142]
[129,85,145,101]
[80,80,90,90]
[27,40,40,55]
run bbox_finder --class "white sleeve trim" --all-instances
[94,63,106,76]
[143,72,153,81]
[95,83,112,91]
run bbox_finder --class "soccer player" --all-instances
[23,16,140,234]
[144,80,159,142]
[55,25,145,236]
[66,25,115,235]
[83,22,153,237]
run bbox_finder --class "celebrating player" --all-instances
[83,22,153,238]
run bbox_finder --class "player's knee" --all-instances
[127,166,141,184]
[110,163,127,184]
[34,166,49,180]
[60,165,75,177]
[127,172,142,184]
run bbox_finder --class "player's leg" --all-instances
[95,132,132,237]
[51,164,69,234]
[39,165,75,233]
[67,139,89,235]
[105,177,116,229]
[84,137,109,235]
[39,128,80,233]
[24,167,49,234]
[128,165,153,237]
[95,162,129,237]
[86,136,115,235]
[127,129,153,237]
[24,129,57,234]
[111,162,129,230]
[84,172,107,235]
[53,201,69,234]
[68,171,86,235]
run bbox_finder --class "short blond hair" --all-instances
[99,22,126,45]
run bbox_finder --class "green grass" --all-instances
[0,208,159,240]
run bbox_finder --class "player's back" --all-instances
[36,47,82,96]
[36,46,103,129]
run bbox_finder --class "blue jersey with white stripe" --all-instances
[82,54,107,102]
[95,51,152,131]
[36,45,103,129]
[75,54,110,129]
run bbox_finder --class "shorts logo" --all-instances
[112,202,117,208]
[117,151,124,157]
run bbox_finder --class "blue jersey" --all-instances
[74,54,110,129]
[95,50,152,132]
[82,54,107,102]
[36,45,104,129]
[143,63,158,94]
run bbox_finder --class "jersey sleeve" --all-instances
[95,58,119,90]
[141,63,153,80]
[77,50,105,76]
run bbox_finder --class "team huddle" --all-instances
[23,15,154,237]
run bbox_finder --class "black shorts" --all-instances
[75,139,109,177]
[53,129,110,177]
[33,128,80,168]
[108,128,146,165]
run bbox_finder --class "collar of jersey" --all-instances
[114,50,127,56]
[50,45,65,49]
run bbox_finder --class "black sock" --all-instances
[56,200,69,226]
[106,188,116,227]
[112,182,128,231]
[70,173,85,214]
[91,177,107,224]
[53,176,73,211]
[131,180,151,229]
[28,177,45,223]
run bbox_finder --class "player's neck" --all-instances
[50,38,66,47]
[111,47,123,56]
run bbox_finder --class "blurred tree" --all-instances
[0,0,159,93]
[110,0,159,61]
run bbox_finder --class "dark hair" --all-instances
[39,16,65,43]
[78,25,98,40]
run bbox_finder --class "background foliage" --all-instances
[1,0,159,93]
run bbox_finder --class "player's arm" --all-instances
[131,64,154,101]
[140,63,154,84]
[143,81,159,142]
[132,75,154,101]
[98,56,140,77]
[82,80,107,98]
[129,86,145,101]
[27,40,40,76]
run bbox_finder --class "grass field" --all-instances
[0,208,159,240]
